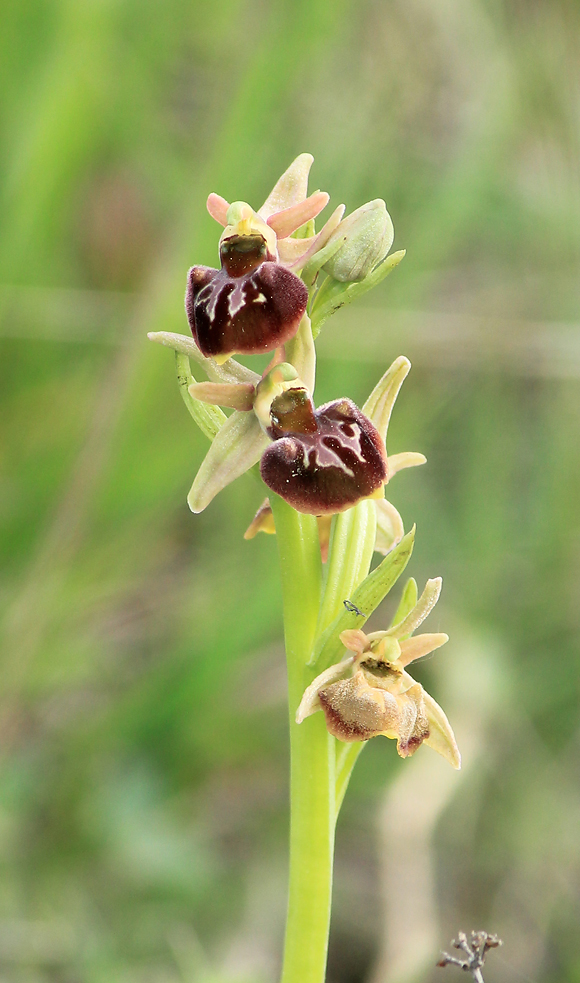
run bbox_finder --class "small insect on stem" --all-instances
[343,600,366,617]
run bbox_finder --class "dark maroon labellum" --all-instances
[260,392,388,515]
[185,235,308,359]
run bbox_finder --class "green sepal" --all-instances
[390,577,418,634]
[148,331,260,386]
[310,249,406,337]
[176,353,226,441]
[187,411,270,513]
[309,526,415,670]
[301,233,347,289]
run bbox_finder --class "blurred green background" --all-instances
[1,1,579,981]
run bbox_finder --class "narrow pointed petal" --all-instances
[423,691,461,769]
[188,412,269,513]
[207,193,230,226]
[147,331,260,385]
[388,577,442,639]
[374,498,404,555]
[259,153,314,219]
[284,205,346,271]
[387,451,427,475]
[362,356,411,446]
[398,633,449,667]
[296,657,355,723]
[267,191,329,238]
[188,381,255,410]
[339,629,370,655]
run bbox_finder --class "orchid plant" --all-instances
[149,154,460,983]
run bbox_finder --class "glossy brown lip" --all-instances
[260,395,388,515]
[185,260,308,359]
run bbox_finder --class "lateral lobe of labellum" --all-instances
[260,395,388,515]
[185,262,308,359]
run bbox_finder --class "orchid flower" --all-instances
[296,578,460,768]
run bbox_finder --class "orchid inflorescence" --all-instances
[149,153,460,768]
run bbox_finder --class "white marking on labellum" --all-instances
[255,293,267,303]
[227,283,247,318]
[204,283,221,325]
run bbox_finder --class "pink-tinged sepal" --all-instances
[260,391,388,515]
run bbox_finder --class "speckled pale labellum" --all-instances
[296,578,461,768]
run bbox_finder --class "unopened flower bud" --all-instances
[322,199,394,282]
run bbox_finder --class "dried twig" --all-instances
[437,931,502,983]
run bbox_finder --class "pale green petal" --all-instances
[187,412,269,513]
[388,451,427,475]
[362,356,410,445]
[176,354,226,441]
[259,153,314,219]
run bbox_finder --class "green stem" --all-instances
[317,499,377,635]
[270,494,336,983]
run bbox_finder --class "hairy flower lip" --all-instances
[185,260,308,361]
[260,395,388,515]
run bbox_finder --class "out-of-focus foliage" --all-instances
[0,1,579,981]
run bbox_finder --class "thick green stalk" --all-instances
[270,494,336,983]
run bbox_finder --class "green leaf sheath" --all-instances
[311,527,415,671]
[316,499,377,637]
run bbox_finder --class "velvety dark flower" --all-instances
[259,387,388,515]
[186,205,309,362]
